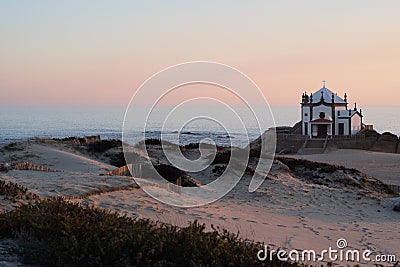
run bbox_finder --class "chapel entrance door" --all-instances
[317,124,328,138]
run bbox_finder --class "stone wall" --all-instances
[249,132,308,155]
[276,134,308,154]
[328,130,400,154]
[252,129,400,155]
[329,137,377,150]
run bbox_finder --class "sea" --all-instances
[0,106,399,147]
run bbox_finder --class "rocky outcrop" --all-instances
[289,121,302,134]
[371,132,399,153]
[52,135,101,145]
[250,131,307,155]
[276,134,308,154]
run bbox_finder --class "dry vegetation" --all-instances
[0,198,301,267]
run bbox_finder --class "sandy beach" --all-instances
[1,139,399,266]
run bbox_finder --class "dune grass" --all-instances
[0,180,39,201]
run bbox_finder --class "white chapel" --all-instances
[301,82,363,138]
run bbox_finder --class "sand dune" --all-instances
[1,140,399,266]
[287,149,400,186]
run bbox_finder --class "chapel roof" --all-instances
[311,87,347,104]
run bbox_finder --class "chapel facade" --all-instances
[301,83,363,138]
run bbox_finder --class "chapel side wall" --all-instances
[336,118,350,135]
[333,106,346,135]
[351,115,362,135]
[302,106,310,135]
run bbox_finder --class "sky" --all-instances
[1,1,399,107]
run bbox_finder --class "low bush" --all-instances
[0,180,32,199]
[182,142,199,149]
[144,138,162,145]
[211,150,231,165]
[277,157,344,174]
[108,152,127,167]
[0,199,300,266]
[3,142,24,151]
[87,140,122,153]
[53,136,86,143]
[153,164,186,183]
[0,180,39,203]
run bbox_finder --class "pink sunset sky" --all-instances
[0,1,399,107]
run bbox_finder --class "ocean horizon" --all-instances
[1,105,399,146]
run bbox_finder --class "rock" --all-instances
[397,136,400,154]
[330,129,380,150]
[363,129,381,139]
[249,129,307,155]
[371,132,398,153]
